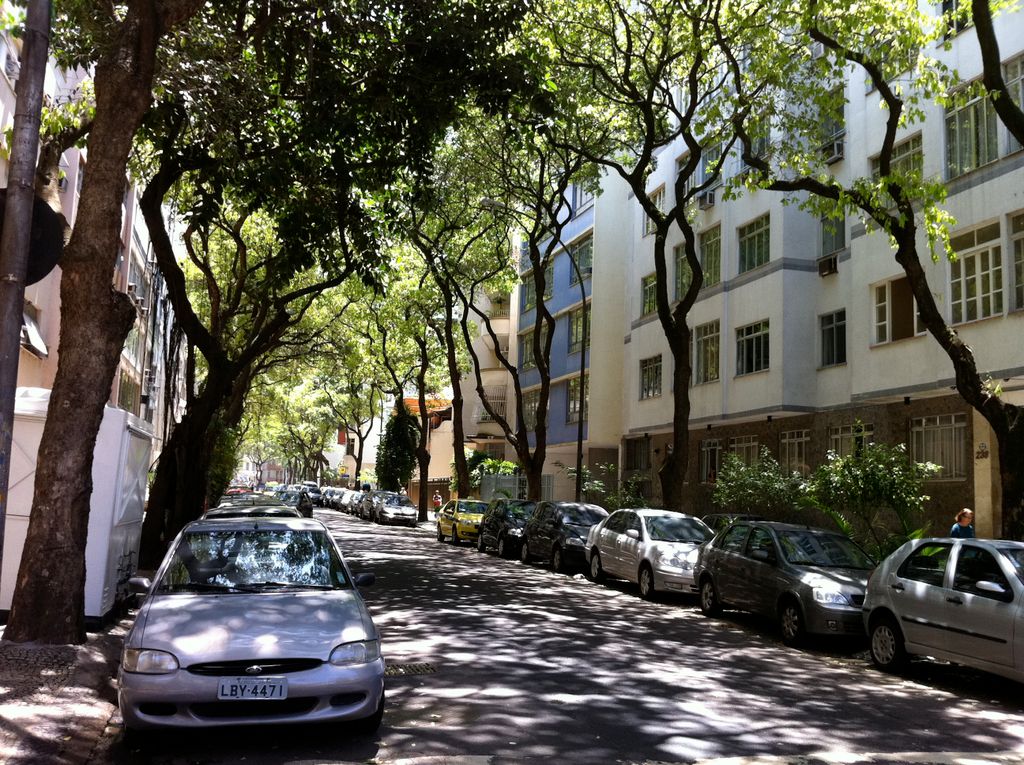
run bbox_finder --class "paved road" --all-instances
[113,510,1024,764]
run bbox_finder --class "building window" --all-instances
[730,435,759,466]
[569,236,593,284]
[950,222,1003,323]
[911,414,967,479]
[568,305,590,354]
[674,244,691,298]
[625,437,651,471]
[117,369,140,414]
[946,90,998,178]
[781,430,810,477]
[874,276,921,343]
[736,319,769,375]
[676,152,696,199]
[821,87,845,152]
[1007,56,1024,153]
[521,261,553,311]
[828,423,874,457]
[520,328,547,371]
[738,214,770,273]
[639,355,662,400]
[572,185,595,215]
[641,273,658,315]
[699,439,721,482]
[702,142,723,186]
[694,320,720,384]
[821,215,845,257]
[942,0,971,36]
[820,309,847,367]
[871,134,924,179]
[643,186,665,236]
[484,442,506,459]
[701,226,721,287]
[522,389,543,430]
[566,374,589,424]
[1013,213,1024,309]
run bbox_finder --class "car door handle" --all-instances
[890,583,905,591]
[946,596,963,605]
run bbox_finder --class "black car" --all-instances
[520,501,608,573]
[278,490,315,518]
[477,499,537,558]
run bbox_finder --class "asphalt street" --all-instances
[111,509,1024,764]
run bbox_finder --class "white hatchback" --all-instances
[585,509,713,599]
[863,537,1024,682]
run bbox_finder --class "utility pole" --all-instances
[0,0,51,580]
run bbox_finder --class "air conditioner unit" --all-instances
[580,266,592,277]
[810,41,825,59]
[817,254,839,277]
[136,297,146,311]
[822,139,845,164]
[139,307,149,319]
[126,282,137,297]
[697,189,716,209]
[142,369,153,390]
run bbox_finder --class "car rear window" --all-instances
[897,543,952,586]
[159,529,349,592]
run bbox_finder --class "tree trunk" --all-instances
[415,344,431,522]
[438,302,470,496]
[5,3,176,643]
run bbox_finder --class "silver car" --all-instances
[119,517,385,731]
[585,509,713,599]
[694,521,874,646]
[864,537,1024,682]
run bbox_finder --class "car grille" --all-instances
[190,698,318,718]
[186,658,323,676]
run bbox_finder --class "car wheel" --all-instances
[497,535,510,559]
[699,577,721,616]
[520,541,531,564]
[349,689,385,735]
[476,534,486,553]
[638,564,656,601]
[588,551,605,583]
[551,546,565,574]
[451,528,460,545]
[869,614,909,672]
[779,598,806,647]
[436,525,444,542]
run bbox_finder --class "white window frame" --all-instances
[699,439,721,482]
[738,214,770,273]
[641,273,657,315]
[730,435,759,466]
[950,222,1003,324]
[639,355,662,400]
[828,423,874,458]
[911,414,967,479]
[780,430,810,477]
[736,319,770,376]
[566,374,589,424]
[693,320,720,384]
[700,226,721,287]
[1012,212,1024,310]
[946,89,998,179]
[820,309,847,367]
[643,186,665,236]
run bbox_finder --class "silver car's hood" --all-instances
[132,590,376,663]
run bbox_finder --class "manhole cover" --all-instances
[385,662,436,677]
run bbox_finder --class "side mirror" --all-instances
[354,572,376,587]
[975,580,1012,600]
[128,576,152,595]
[625,529,640,540]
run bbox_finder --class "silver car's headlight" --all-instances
[122,648,179,674]
[329,639,381,666]
[508,527,523,537]
[813,588,851,606]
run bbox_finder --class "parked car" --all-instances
[586,509,713,599]
[520,501,609,573]
[341,490,363,514]
[701,513,764,533]
[694,520,874,646]
[863,537,1024,682]
[477,499,537,558]
[308,486,324,506]
[277,490,314,518]
[436,500,488,544]
[202,505,303,520]
[374,492,418,526]
[118,517,384,732]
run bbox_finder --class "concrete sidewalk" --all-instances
[0,619,124,765]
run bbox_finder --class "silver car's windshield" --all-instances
[646,516,713,543]
[158,529,350,592]
[777,530,873,569]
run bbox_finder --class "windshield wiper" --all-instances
[234,581,335,591]
[158,582,241,593]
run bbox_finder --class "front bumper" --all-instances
[381,511,417,526]
[803,602,865,636]
[455,521,481,539]
[652,565,697,593]
[119,657,385,730]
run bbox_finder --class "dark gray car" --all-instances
[694,521,874,646]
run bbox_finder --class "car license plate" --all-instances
[217,676,288,700]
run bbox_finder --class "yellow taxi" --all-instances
[436,499,488,545]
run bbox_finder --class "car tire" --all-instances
[699,576,721,616]
[451,528,460,545]
[779,598,806,647]
[869,614,909,672]
[349,689,385,735]
[436,525,444,542]
[551,546,565,574]
[476,534,487,553]
[638,564,656,601]
[520,541,531,564]
[497,535,511,559]
[589,551,605,583]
